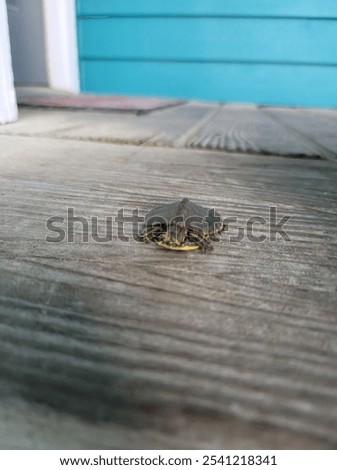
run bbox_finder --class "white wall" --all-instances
[43,0,80,93]
[0,0,17,123]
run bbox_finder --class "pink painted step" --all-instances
[18,93,184,113]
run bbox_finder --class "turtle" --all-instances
[137,198,224,252]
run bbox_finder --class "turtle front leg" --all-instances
[188,231,213,252]
[136,224,164,243]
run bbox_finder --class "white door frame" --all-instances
[43,0,80,93]
[0,0,18,123]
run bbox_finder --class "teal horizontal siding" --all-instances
[78,18,337,65]
[80,61,337,107]
[76,1,337,106]
[77,0,337,18]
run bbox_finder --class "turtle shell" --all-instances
[145,198,223,236]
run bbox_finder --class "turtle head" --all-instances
[162,219,186,246]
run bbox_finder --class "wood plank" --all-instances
[0,397,328,450]
[80,61,337,108]
[0,104,216,147]
[0,107,158,145]
[77,0,337,18]
[51,103,217,146]
[127,102,218,147]
[1,135,337,448]
[1,105,335,160]
[263,107,337,158]
[187,104,329,157]
[78,18,337,65]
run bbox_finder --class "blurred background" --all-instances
[2,0,337,122]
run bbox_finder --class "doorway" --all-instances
[6,0,48,86]
[6,0,79,94]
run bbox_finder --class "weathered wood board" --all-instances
[0,104,215,147]
[0,134,337,449]
[263,107,337,158]
[187,104,326,157]
[1,104,336,160]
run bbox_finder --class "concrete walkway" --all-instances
[0,103,337,449]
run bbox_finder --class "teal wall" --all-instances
[76,1,337,107]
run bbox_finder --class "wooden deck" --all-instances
[0,104,337,449]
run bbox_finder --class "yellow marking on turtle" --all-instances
[155,241,200,251]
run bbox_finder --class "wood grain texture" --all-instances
[55,102,217,146]
[3,105,336,159]
[263,107,337,158]
[0,104,216,148]
[187,104,326,157]
[0,134,337,449]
